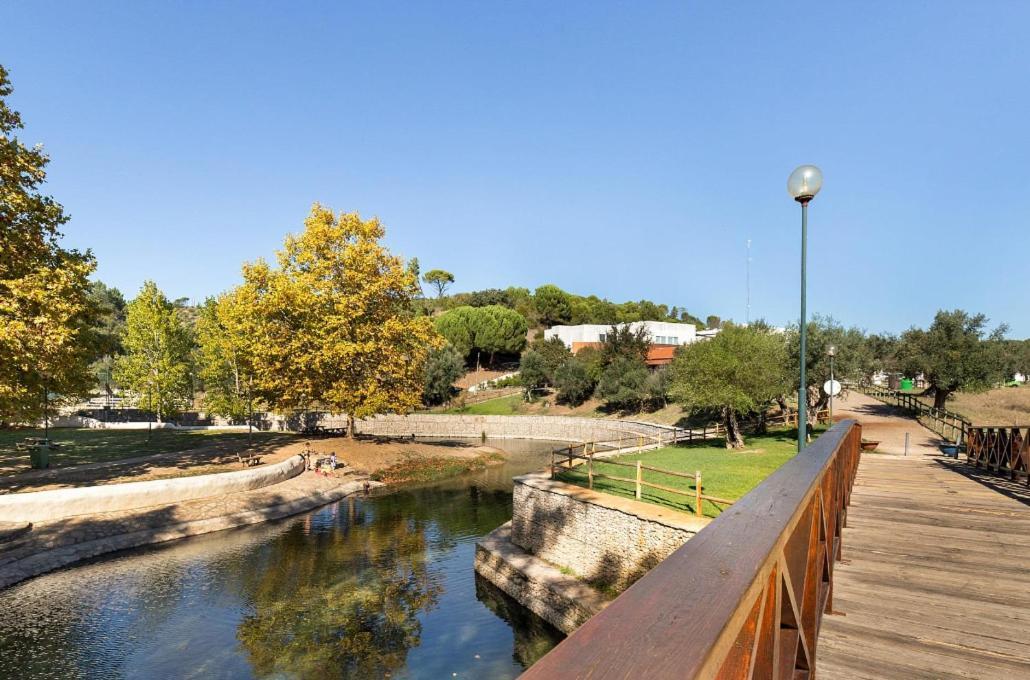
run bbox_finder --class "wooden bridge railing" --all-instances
[521,420,862,680]
[966,425,1030,484]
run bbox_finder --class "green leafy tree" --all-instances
[422,269,454,299]
[600,323,651,366]
[195,292,256,421]
[518,350,550,398]
[596,356,650,412]
[553,358,594,406]
[0,65,103,424]
[422,345,465,405]
[434,305,527,368]
[434,306,476,358]
[88,280,128,399]
[670,325,790,449]
[574,345,605,382]
[533,284,573,326]
[785,316,873,426]
[706,315,722,329]
[114,281,195,420]
[528,336,572,378]
[897,310,1007,409]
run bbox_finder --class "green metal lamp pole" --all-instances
[788,165,823,453]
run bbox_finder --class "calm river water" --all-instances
[0,438,566,679]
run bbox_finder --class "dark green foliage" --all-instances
[528,336,572,377]
[533,284,573,326]
[785,315,874,422]
[575,346,605,382]
[670,324,790,448]
[897,309,1007,408]
[600,324,651,366]
[518,350,550,397]
[422,269,454,298]
[706,315,722,329]
[433,305,527,366]
[553,358,594,406]
[596,356,650,411]
[422,345,466,405]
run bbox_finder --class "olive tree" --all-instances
[669,324,789,449]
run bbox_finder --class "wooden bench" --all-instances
[237,452,262,467]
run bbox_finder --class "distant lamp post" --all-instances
[788,164,823,451]
[827,345,837,423]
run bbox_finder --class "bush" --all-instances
[519,350,551,397]
[596,356,650,411]
[422,345,466,405]
[554,358,595,406]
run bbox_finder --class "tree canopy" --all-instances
[897,309,1006,408]
[434,305,527,366]
[785,316,872,425]
[195,291,256,421]
[670,324,789,448]
[0,65,103,423]
[422,269,454,298]
[240,205,442,435]
[113,281,195,420]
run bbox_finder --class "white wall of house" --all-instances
[544,321,698,348]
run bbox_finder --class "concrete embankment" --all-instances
[0,455,306,523]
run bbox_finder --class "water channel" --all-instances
[0,438,566,679]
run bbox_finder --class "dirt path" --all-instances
[831,391,942,457]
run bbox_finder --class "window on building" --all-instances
[669,336,678,344]
[599,333,607,342]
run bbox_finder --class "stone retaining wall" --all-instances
[354,414,673,444]
[0,455,305,523]
[509,472,708,591]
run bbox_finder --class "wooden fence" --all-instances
[550,443,735,518]
[861,386,970,443]
[966,425,1030,484]
[522,420,863,680]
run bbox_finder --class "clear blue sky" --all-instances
[5,2,1029,337]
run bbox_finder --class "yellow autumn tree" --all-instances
[240,205,442,436]
[0,65,101,424]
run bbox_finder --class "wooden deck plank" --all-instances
[818,453,1030,679]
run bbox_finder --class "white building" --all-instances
[544,321,699,350]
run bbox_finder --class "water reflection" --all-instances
[0,439,565,679]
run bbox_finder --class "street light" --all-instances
[827,344,837,423]
[788,164,823,451]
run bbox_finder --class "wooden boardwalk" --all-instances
[818,453,1030,678]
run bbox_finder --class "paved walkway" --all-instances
[832,391,942,457]
[818,396,1030,678]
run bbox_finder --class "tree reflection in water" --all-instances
[236,496,444,678]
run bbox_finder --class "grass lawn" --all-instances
[555,425,826,517]
[443,394,525,415]
[0,428,294,474]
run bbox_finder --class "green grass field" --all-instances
[556,425,826,517]
[0,428,294,474]
[443,394,524,415]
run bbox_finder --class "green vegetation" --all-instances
[670,324,789,448]
[369,451,504,485]
[0,428,293,474]
[422,345,466,406]
[444,393,523,415]
[422,269,454,298]
[434,305,528,367]
[556,426,825,517]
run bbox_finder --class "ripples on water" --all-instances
[0,439,565,679]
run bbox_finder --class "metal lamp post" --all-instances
[788,165,823,452]
[828,344,837,423]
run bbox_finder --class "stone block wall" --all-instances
[509,472,709,591]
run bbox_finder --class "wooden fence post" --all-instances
[636,460,642,500]
[695,470,703,518]
[588,452,594,490]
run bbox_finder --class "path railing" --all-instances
[522,420,863,680]
[550,445,734,518]
[965,425,1030,484]
[861,386,970,444]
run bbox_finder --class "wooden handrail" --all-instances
[965,425,1030,484]
[523,420,862,680]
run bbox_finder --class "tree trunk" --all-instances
[347,414,356,439]
[933,388,951,410]
[755,410,768,435]
[722,406,745,449]
[808,393,829,427]
[776,396,789,415]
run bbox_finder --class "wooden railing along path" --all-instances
[965,424,1030,484]
[522,420,862,680]
[861,386,970,443]
[550,444,735,518]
